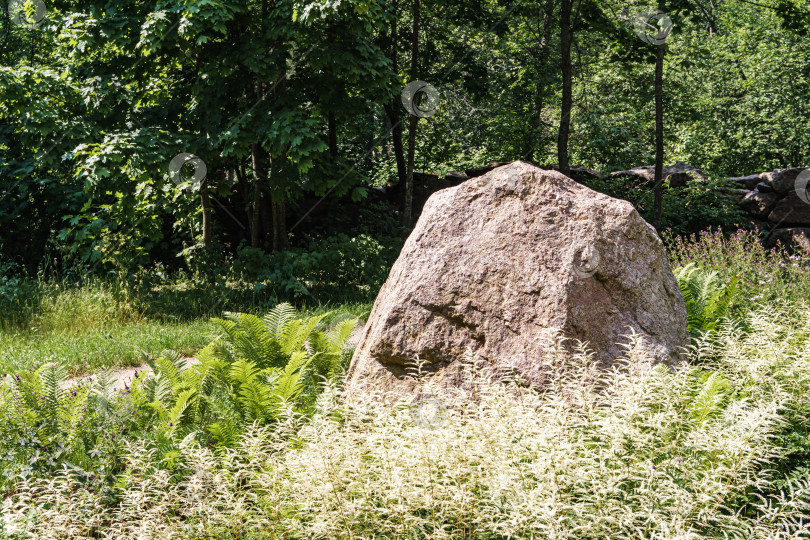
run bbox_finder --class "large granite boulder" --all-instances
[345,161,688,395]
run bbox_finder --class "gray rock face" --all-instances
[444,171,469,183]
[768,191,810,225]
[537,164,602,184]
[345,162,688,395]
[772,168,809,195]
[739,191,781,219]
[766,227,810,249]
[729,174,762,190]
[609,162,706,189]
[465,162,509,179]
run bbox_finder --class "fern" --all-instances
[144,304,358,447]
[168,388,197,428]
[674,263,739,339]
[91,364,120,421]
[263,302,297,336]
[688,371,733,424]
[37,362,66,426]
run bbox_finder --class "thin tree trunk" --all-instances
[235,161,252,238]
[269,46,290,251]
[260,184,273,245]
[382,109,392,159]
[526,0,555,162]
[271,197,287,250]
[200,178,212,248]
[384,0,406,197]
[558,0,572,175]
[403,0,420,228]
[652,39,665,230]
[385,103,407,192]
[328,111,337,158]
[250,144,263,248]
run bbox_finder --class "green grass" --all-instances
[0,276,371,376]
[0,319,214,376]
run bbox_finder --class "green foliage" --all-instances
[665,228,810,309]
[0,258,42,329]
[674,263,738,339]
[0,363,130,494]
[133,303,357,447]
[236,233,401,303]
[585,175,746,237]
[8,303,810,537]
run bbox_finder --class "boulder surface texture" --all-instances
[346,162,688,394]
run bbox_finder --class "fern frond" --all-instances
[229,358,260,386]
[674,264,738,339]
[328,318,359,353]
[36,362,66,420]
[689,371,732,424]
[238,380,272,421]
[278,313,329,355]
[271,351,311,404]
[263,302,297,336]
[154,350,185,387]
[168,388,197,428]
[208,419,241,449]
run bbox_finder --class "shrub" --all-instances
[0,258,42,330]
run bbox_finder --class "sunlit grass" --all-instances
[0,319,214,376]
[0,276,370,376]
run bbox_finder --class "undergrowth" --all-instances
[3,305,810,538]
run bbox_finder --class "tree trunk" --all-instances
[328,111,337,159]
[525,0,555,162]
[268,41,290,251]
[403,0,420,228]
[250,144,263,248]
[652,39,665,230]
[384,103,407,193]
[383,0,406,199]
[200,178,212,249]
[271,196,287,251]
[235,161,252,241]
[558,0,572,175]
[260,184,273,245]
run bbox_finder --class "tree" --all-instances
[403,0,421,228]
[558,0,573,174]
[652,1,667,230]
